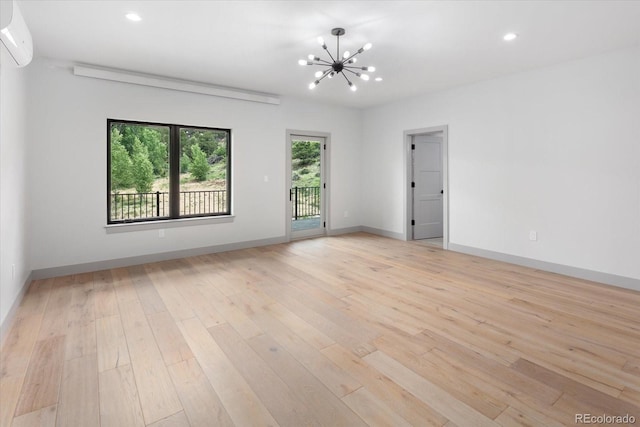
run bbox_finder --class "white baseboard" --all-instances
[0,271,33,347]
[361,226,405,241]
[448,243,640,292]
[328,226,363,236]
[31,235,287,281]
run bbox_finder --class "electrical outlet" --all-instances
[159,229,165,238]
[529,230,537,241]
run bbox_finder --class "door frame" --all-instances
[285,129,330,241]
[404,125,449,248]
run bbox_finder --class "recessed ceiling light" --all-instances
[503,32,518,41]
[125,12,142,22]
[375,77,383,82]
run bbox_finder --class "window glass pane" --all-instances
[179,128,229,216]
[109,122,170,222]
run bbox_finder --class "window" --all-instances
[107,119,231,224]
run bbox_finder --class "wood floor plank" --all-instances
[551,393,616,421]
[494,406,565,427]
[363,350,499,426]
[120,322,183,425]
[129,265,167,315]
[420,329,563,407]
[260,283,377,357]
[0,279,51,424]
[264,301,334,350]
[167,358,234,427]
[505,330,633,396]
[37,277,74,340]
[147,311,193,366]
[93,270,118,319]
[171,273,226,328]
[265,277,378,343]
[186,274,263,339]
[512,358,640,416]
[185,256,242,297]
[247,333,367,427]
[6,279,52,330]
[623,358,640,376]
[96,315,130,372]
[321,343,449,426]
[1,314,43,387]
[243,302,361,398]
[209,323,319,426]
[375,335,508,419]
[10,405,57,427]
[619,387,640,407]
[343,293,426,335]
[63,276,96,361]
[146,411,190,427]
[99,365,145,427]
[14,336,66,417]
[176,317,279,427]
[1,376,24,427]
[56,354,99,427]
[115,279,183,425]
[341,387,413,427]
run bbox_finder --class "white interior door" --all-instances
[413,134,443,239]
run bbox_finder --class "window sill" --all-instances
[105,215,234,234]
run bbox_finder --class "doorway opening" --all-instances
[286,130,329,240]
[405,126,448,249]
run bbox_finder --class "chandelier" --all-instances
[298,28,376,92]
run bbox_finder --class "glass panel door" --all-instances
[290,135,325,239]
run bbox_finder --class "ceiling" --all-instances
[18,0,640,108]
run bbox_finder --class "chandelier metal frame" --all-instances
[298,27,376,92]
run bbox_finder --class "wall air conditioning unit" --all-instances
[0,0,33,67]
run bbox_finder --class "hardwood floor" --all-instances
[1,233,639,426]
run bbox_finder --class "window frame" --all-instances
[107,118,232,225]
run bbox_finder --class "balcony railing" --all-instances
[110,190,226,221]
[111,187,320,222]
[291,186,320,220]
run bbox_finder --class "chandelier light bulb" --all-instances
[363,43,372,51]
[308,54,319,61]
[364,66,375,72]
[298,59,309,66]
[343,51,351,59]
[309,81,318,89]
[359,73,370,81]
[350,83,357,92]
[328,72,334,79]
[503,32,518,41]
[314,71,323,78]
[375,77,383,82]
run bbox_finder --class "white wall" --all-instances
[0,49,31,328]
[26,59,362,271]
[362,46,640,281]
